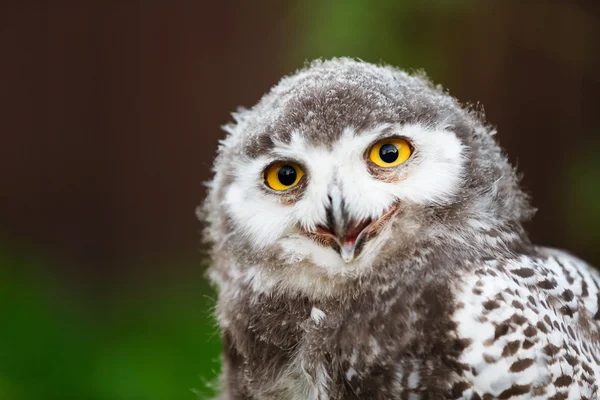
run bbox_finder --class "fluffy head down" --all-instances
[202,58,533,299]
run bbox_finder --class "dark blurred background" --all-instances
[1,1,599,399]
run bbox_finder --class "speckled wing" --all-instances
[453,248,600,399]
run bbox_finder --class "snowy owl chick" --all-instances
[202,58,600,399]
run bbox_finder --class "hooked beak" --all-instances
[311,190,394,263]
[322,191,366,262]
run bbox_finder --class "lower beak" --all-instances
[340,244,356,263]
[337,219,372,263]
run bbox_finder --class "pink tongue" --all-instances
[344,219,371,244]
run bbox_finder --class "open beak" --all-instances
[310,191,396,263]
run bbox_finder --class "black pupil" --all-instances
[379,144,399,163]
[278,165,297,186]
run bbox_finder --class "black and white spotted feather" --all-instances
[201,58,600,399]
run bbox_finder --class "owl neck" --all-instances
[446,217,532,256]
[215,219,533,388]
[219,244,472,395]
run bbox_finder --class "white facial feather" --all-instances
[398,124,468,205]
[223,123,466,274]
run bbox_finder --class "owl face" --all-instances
[205,59,532,290]
[222,123,466,272]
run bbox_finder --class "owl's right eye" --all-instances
[264,162,304,191]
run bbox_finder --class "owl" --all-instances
[201,58,600,399]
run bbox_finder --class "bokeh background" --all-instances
[1,1,599,399]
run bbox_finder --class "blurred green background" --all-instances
[1,1,599,399]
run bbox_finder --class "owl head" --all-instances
[203,58,533,298]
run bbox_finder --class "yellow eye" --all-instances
[265,162,304,191]
[369,138,412,167]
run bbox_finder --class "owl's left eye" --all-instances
[264,162,304,191]
[369,138,412,167]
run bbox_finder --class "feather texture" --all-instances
[201,58,598,399]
